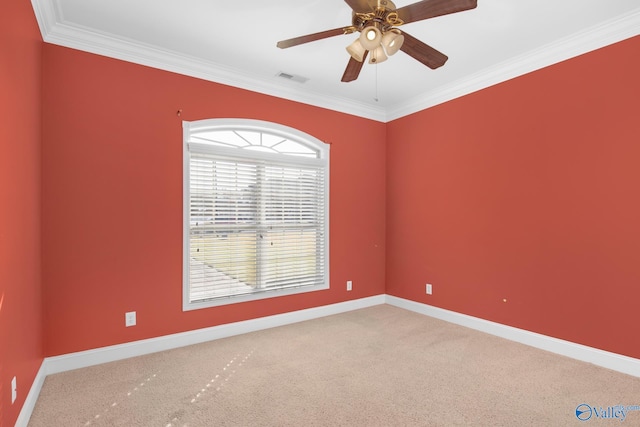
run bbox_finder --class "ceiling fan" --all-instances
[277,0,477,82]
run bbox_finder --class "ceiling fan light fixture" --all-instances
[346,38,366,62]
[359,25,382,51]
[368,45,388,64]
[381,31,404,56]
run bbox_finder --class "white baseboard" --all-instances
[15,295,384,425]
[44,295,386,375]
[15,363,47,427]
[17,293,640,426]
[385,295,640,378]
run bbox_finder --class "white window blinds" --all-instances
[183,120,329,309]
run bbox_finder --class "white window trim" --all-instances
[183,119,330,311]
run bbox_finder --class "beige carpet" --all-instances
[28,305,640,426]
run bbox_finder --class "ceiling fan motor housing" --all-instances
[352,0,403,34]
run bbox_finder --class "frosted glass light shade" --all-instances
[368,45,388,64]
[381,31,404,56]
[359,26,382,50]
[346,38,366,62]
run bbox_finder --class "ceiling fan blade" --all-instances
[399,32,448,69]
[277,27,354,49]
[397,0,477,25]
[343,0,375,13]
[341,51,369,82]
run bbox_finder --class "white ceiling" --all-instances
[31,0,640,122]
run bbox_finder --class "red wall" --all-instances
[8,6,639,421]
[386,36,640,359]
[41,44,387,356]
[0,1,43,426]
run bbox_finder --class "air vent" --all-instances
[276,72,309,84]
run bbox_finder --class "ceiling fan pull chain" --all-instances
[374,64,379,102]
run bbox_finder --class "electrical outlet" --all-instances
[125,311,137,327]
[426,283,433,295]
[11,376,17,404]
[346,280,352,291]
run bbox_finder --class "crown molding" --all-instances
[385,9,640,121]
[30,0,387,122]
[31,0,639,123]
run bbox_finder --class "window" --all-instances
[183,119,329,310]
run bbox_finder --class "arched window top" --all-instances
[184,119,328,160]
